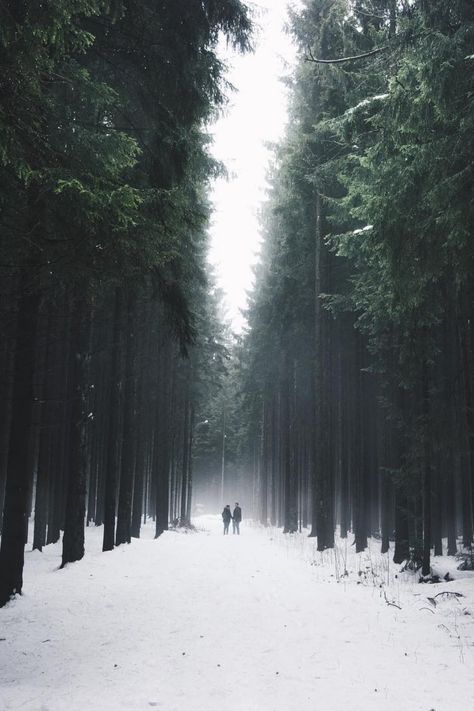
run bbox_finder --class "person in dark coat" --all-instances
[232,503,242,534]
[222,504,232,534]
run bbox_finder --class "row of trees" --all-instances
[240,0,474,575]
[0,0,252,607]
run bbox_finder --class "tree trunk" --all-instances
[354,335,368,553]
[155,343,172,537]
[61,296,91,567]
[0,272,39,606]
[421,359,432,576]
[0,342,14,534]
[282,356,297,533]
[310,193,322,540]
[116,290,137,546]
[102,288,123,552]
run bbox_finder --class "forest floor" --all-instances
[1,516,474,711]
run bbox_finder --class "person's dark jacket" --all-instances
[233,506,242,522]
[222,507,232,523]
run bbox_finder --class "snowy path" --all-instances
[1,516,474,711]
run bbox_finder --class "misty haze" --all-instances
[1,2,474,711]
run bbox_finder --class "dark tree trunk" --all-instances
[61,296,91,567]
[131,373,148,538]
[46,323,72,546]
[0,273,39,606]
[33,311,53,552]
[282,358,297,534]
[33,414,50,552]
[261,399,269,526]
[310,193,322,540]
[179,377,191,527]
[339,329,351,539]
[155,343,172,537]
[459,296,474,547]
[270,395,277,526]
[421,360,432,576]
[354,336,368,553]
[432,460,443,557]
[0,342,14,533]
[103,289,124,552]
[116,290,137,546]
[393,486,410,564]
[185,405,194,525]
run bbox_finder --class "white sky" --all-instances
[208,0,301,333]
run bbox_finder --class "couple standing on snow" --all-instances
[222,503,242,535]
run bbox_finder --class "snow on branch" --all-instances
[345,95,389,116]
[352,225,374,235]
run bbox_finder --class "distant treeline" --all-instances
[238,0,474,576]
[0,0,252,608]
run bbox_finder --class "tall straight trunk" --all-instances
[278,392,285,527]
[143,456,149,525]
[445,301,458,556]
[432,460,443,557]
[339,328,351,539]
[393,386,409,564]
[320,267,334,550]
[260,399,268,525]
[0,342,14,533]
[33,309,54,552]
[185,405,194,525]
[103,289,123,552]
[445,450,457,556]
[47,323,72,545]
[368,383,380,537]
[310,192,322,540]
[155,343,172,537]
[0,270,40,606]
[380,473,392,555]
[354,335,368,553]
[393,487,410,564]
[61,296,91,567]
[131,370,148,538]
[459,293,474,546]
[92,354,110,527]
[179,375,191,526]
[33,428,49,552]
[86,314,102,525]
[380,420,391,555]
[282,356,297,534]
[303,432,310,529]
[270,394,277,526]
[421,359,432,576]
[116,290,137,546]
[131,430,146,538]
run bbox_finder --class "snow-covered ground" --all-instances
[1,516,474,711]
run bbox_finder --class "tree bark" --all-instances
[116,290,137,546]
[310,193,322,540]
[61,296,91,567]
[0,271,39,606]
[421,358,432,576]
[102,288,123,552]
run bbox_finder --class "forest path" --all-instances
[1,516,473,711]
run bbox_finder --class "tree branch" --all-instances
[305,45,389,65]
[383,590,402,610]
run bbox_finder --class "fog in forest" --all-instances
[1,2,474,708]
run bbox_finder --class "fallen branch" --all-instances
[384,590,402,610]
[433,591,464,599]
